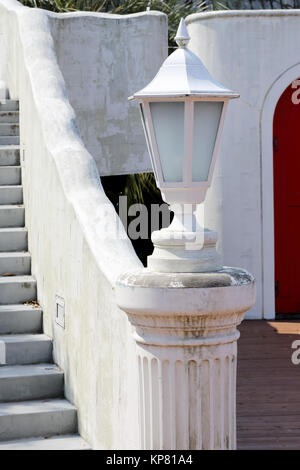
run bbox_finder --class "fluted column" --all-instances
[116,268,255,450]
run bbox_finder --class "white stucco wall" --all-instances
[0,0,167,449]
[49,12,167,176]
[186,10,300,319]
[0,7,168,177]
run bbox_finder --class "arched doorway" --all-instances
[273,78,300,314]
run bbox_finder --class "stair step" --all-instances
[0,111,19,124]
[0,105,85,446]
[0,364,64,402]
[0,399,77,441]
[0,88,9,100]
[0,228,27,251]
[0,186,22,204]
[0,100,19,112]
[0,252,30,275]
[0,334,52,365]
[0,136,19,145]
[0,167,21,185]
[0,124,19,137]
[0,275,36,304]
[0,304,42,334]
[0,434,90,450]
[0,205,24,228]
[0,146,20,166]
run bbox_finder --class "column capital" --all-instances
[116,267,255,345]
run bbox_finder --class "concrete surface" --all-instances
[0,166,20,185]
[0,251,31,274]
[0,434,91,450]
[0,399,77,441]
[0,334,53,365]
[0,364,64,401]
[50,11,167,176]
[0,275,36,303]
[0,186,23,204]
[0,227,27,251]
[0,205,24,227]
[0,304,42,334]
[0,146,20,165]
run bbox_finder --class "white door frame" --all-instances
[261,63,300,319]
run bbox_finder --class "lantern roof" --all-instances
[131,18,239,100]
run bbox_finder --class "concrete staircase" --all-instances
[0,98,90,450]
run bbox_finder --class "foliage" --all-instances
[20,1,229,50]
[20,0,300,15]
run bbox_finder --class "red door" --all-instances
[274,79,300,314]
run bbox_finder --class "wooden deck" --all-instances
[237,320,300,450]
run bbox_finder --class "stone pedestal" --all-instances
[116,268,255,450]
[148,203,222,273]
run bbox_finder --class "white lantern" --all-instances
[130,18,239,273]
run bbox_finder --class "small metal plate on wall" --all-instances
[55,295,65,329]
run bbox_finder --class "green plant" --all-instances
[20,1,229,49]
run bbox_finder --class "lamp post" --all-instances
[116,18,255,450]
[131,18,239,272]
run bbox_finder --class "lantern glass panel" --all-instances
[139,104,159,181]
[192,101,223,182]
[150,102,184,182]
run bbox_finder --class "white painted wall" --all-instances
[49,12,167,176]
[186,10,300,319]
[0,0,167,449]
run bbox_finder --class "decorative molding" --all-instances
[137,351,237,450]
[116,268,255,450]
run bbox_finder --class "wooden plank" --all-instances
[238,436,300,450]
[237,320,300,450]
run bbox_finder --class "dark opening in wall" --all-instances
[101,173,173,266]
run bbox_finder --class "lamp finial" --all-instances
[175,18,190,48]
